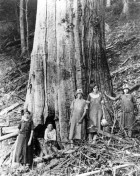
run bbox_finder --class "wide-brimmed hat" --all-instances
[122,84,130,90]
[75,89,83,96]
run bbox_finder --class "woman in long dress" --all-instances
[15,110,34,167]
[87,85,104,144]
[69,89,87,148]
[105,84,137,137]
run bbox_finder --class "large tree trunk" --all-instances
[20,0,26,54]
[24,0,112,142]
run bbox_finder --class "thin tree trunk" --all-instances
[15,0,20,34]
[106,0,111,7]
[122,0,129,15]
[25,0,29,56]
[20,0,26,54]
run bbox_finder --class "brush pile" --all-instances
[14,135,139,176]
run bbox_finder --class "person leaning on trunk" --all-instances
[105,84,138,137]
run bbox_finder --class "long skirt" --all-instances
[120,111,135,131]
[87,108,103,133]
[15,133,33,166]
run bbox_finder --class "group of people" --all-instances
[69,84,138,148]
[13,110,58,168]
[13,83,138,167]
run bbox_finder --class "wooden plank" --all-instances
[0,103,21,117]
[2,126,18,134]
[0,131,18,142]
[0,116,10,127]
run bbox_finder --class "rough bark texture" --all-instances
[24,0,112,142]
[20,0,26,54]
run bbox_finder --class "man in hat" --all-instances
[69,89,87,148]
[105,84,138,137]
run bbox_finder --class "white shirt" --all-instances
[44,128,56,141]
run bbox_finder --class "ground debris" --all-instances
[1,134,140,176]
[29,137,140,176]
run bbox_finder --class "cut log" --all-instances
[2,126,18,134]
[98,130,133,144]
[0,116,10,127]
[0,103,22,117]
[0,131,18,142]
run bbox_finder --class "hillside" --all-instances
[106,0,140,91]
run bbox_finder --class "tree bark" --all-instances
[20,0,26,54]
[24,0,112,142]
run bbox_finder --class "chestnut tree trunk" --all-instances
[24,0,112,143]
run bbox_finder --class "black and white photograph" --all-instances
[0,0,140,175]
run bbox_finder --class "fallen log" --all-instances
[0,116,10,127]
[98,130,133,144]
[0,131,18,142]
[2,126,18,134]
[76,163,135,176]
[125,150,140,157]
[0,103,22,117]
